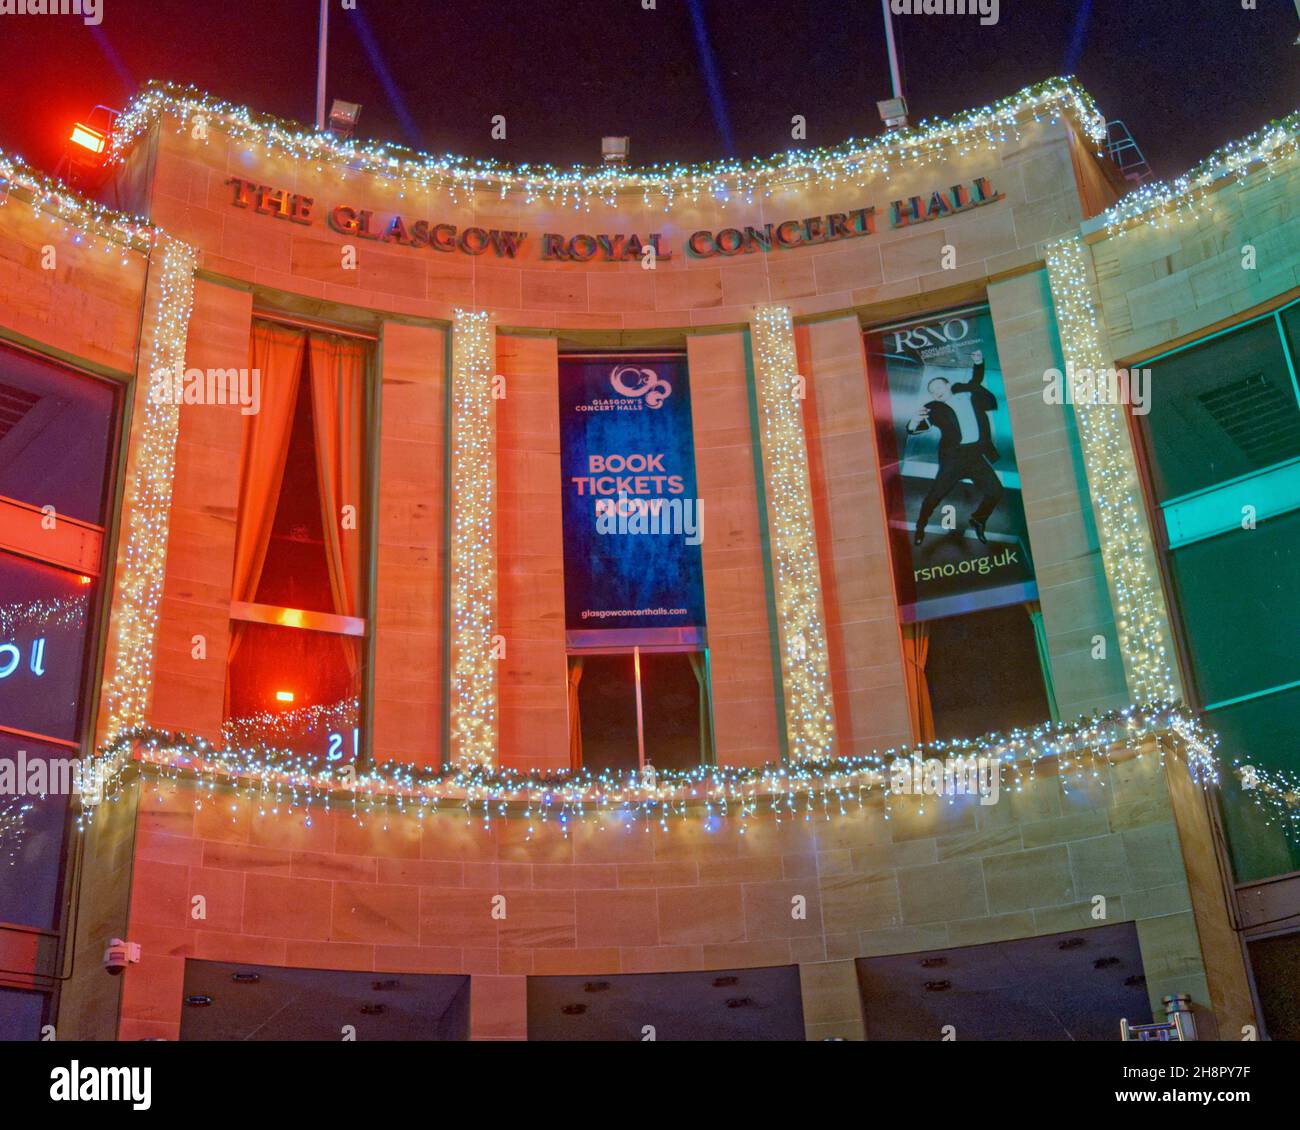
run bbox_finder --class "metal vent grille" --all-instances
[1196,371,1300,465]
[0,381,42,443]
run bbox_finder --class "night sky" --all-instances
[0,1,1295,182]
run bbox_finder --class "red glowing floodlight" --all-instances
[275,690,295,704]
[69,122,107,156]
[55,105,119,190]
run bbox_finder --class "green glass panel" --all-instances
[1279,302,1300,386]
[1168,509,1300,707]
[1208,685,1300,884]
[1145,318,1300,502]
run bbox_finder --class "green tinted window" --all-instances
[1282,302,1300,366]
[1144,318,1300,502]
[1168,508,1300,707]
[1208,684,1300,884]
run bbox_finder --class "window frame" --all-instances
[566,643,716,773]
[1128,294,1300,715]
[224,314,378,763]
[0,334,130,1027]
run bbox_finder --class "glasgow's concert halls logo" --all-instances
[610,365,672,409]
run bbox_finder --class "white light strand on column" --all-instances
[448,309,498,767]
[1043,236,1179,704]
[102,236,197,741]
[750,305,836,762]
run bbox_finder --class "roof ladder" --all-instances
[1105,120,1154,185]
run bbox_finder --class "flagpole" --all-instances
[881,0,906,109]
[315,0,329,131]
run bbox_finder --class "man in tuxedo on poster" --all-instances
[906,349,1004,546]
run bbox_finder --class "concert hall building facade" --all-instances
[1,77,1297,1041]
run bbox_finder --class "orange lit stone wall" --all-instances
[0,189,147,375]
[372,321,448,765]
[797,315,912,753]
[146,280,250,740]
[687,329,784,765]
[121,104,1107,771]
[140,108,1089,331]
[495,333,569,772]
[0,97,1211,1040]
[113,736,1238,1040]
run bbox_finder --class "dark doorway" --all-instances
[574,653,638,773]
[925,603,1051,740]
[640,651,708,771]
[527,965,805,1041]
[1247,932,1300,1040]
[855,922,1151,1040]
[180,960,470,1041]
[573,649,710,773]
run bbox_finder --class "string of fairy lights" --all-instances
[108,76,1106,210]
[0,147,153,265]
[1043,236,1180,705]
[2,71,1293,840]
[0,795,35,867]
[0,592,88,638]
[100,236,198,741]
[221,696,360,747]
[448,309,498,767]
[1234,759,1300,841]
[750,305,837,762]
[1092,109,1300,235]
[80,704,1245,837]
[85,694,1294,841]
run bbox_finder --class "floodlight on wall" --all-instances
[328,99,362,140]
[69,122,107,156]
[601,136,630,164]
[56,105,119,188]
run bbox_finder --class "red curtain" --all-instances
[231,322,307,606]
[567,657,585,769]
[307,333,366,620]
[227,324,367,711]
[226,323,307,703]
[902,621,935,744]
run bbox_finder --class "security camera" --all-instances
[103,938,140,976]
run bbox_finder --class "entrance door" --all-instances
[855,922,1151,1040]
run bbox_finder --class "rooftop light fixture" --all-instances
[328,99,362,140]
[601,136,630,164]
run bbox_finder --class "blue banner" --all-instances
[559,356,706,634]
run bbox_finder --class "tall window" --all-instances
[568,649,713,774]
[915,605,1054,742]
[556,352,712,775]
[1137,298,1300,882]
[865,307,1055,743]
[0,343,119,1037]
[225,321,370,764]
